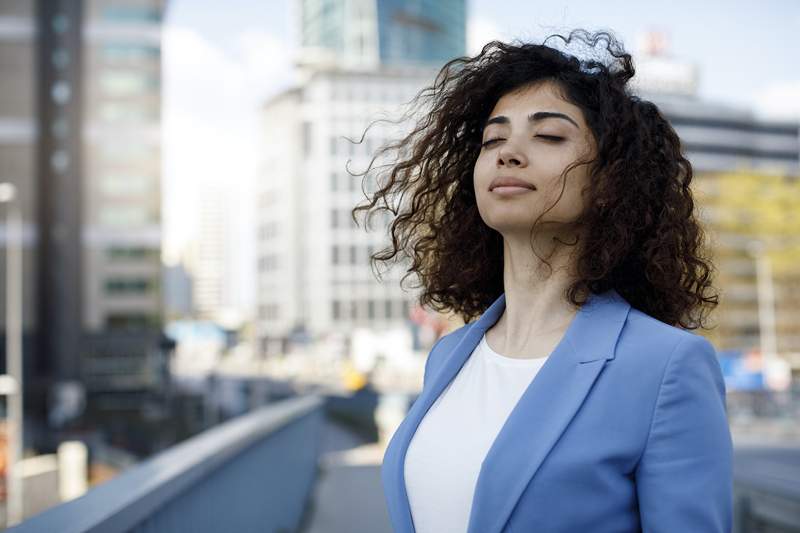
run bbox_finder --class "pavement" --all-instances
[297,418,394,533]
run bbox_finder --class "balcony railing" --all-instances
[8,394,325,533]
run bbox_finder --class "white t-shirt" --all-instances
[404,332,549,533]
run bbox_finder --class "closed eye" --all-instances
[536,135,564,142]
[481,138,503,148]
[481,135,563,148]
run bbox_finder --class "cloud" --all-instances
[162,26,261,268]
[752,80,800,122]
[163,25,234,74]
[235,29,294,99]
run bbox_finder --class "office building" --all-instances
[0,0,167,452]
[298,0,466,70]
[258,8,800,365]
[257,0,466,355]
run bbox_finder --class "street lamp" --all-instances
[0,182,23,526]
[745,239,777,369]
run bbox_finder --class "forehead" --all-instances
[489,81,583,123]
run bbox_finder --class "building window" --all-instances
[385,299,393,319]
[99,143,152,164]
[100,72,158,95]
[50,150,69,172]
[330,171,337,191]
[331,208,338,229]
[51,117,68,138]
[98,101,158,123]
[105,313,154,330]
[302,121,312,154]
[101,174,150,195]
[332,245,339,264]
[102,6,161,23]
[350,245,357,264]
[52,49,69,69]
[51,81,71,104]
[51,14,69,34]
[107,247,156,260]
[99,205,153,226]
[104,277,152,294]
[740,325,759,336]
[102,43,160,62]
[368,299,375,319]
[344,209,357,229]
[332,300,341,319]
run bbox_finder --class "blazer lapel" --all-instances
[467,288,631,533]
[383,288,631,533]
[383,291,507,532]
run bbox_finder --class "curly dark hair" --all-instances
[350,28,719,330]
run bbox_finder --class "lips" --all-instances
[489,177,536,191]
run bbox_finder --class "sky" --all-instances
[161,0,800,314]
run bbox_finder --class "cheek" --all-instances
[472,157,492,194]
[473,153,491,178]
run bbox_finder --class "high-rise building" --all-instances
[691,169,800,361]
[0,2,39,372]
[260,3,800,365]
[657,97,799,175]
[634,32,800,359]
[298,0,466,70]
[186,181,231,321]
[0,0,167,452]
[258,68,443,355]
[258,0,467,356]
[632,30,799,175]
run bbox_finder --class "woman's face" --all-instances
[473,80,597,238]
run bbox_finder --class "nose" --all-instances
[497,142,527,167]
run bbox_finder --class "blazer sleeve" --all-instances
[635,334,734,533]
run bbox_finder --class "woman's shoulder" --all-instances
[429,304,720,379]
[618,306,720,378]
[623,306,715,351]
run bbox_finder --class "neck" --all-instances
[493,228,584,352]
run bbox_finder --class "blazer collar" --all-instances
[384,287,631,533]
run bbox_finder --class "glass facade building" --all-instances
[299,0,465,68]
[376,0,465,65]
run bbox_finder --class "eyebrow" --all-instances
[484,111,580,130]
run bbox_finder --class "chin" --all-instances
[480,214,539,234]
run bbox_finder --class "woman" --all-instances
[352,29,733,533]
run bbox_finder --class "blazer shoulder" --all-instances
[619,307,719,381]
[624,306,715,350]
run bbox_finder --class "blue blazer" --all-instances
[382,288,733,533]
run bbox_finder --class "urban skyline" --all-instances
[163,0,800,319]
[0,0,797,527]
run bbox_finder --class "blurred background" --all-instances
[0,0,798,531]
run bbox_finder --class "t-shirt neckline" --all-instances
[480,333,549,365]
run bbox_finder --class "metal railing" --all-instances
[733,445,800,532]
[8,394,325,533]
